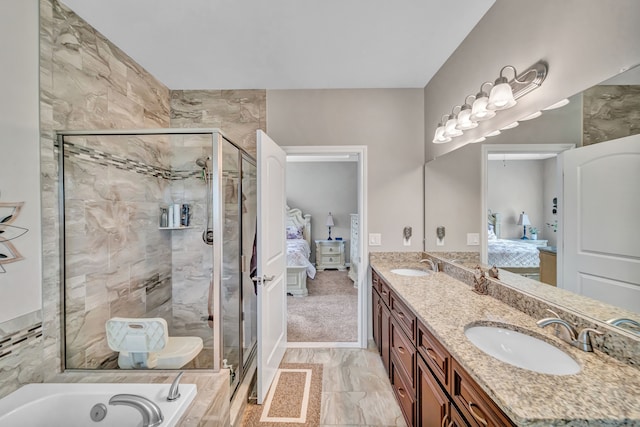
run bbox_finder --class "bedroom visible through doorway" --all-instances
[283,146,367,347]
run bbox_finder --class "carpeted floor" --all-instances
[241,363,323,427]
[287,270,358,342]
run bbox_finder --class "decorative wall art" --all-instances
[0,202,29,273]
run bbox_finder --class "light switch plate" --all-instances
[369,233,382,246]
[467,233,480,246]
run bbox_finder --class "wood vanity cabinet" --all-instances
[371,268,515,427]
[451,358,515,427]
[372,270,391,374]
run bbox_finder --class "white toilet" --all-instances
[105,317,203,369]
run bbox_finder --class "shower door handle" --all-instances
[251,275,275,285]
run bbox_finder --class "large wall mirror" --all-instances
[426,64,640,335]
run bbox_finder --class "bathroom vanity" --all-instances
[370,253,640,427]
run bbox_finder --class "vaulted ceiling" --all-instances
[60,0,494,89]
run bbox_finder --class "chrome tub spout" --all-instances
[109,394,164,427]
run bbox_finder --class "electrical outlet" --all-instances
[369,233,382,246]
[467,233,480,246]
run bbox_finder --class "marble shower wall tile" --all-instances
[14,0,173,390]
[583,85,640,145]
[170,90,266,157]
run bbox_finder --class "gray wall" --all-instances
[268,89,425,252]
[487,159,545,240]
[286,162,358,263]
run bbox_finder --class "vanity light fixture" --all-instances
[443,106,464,138]
[485,130,501,137]
[471,137,486,143]
[470,82,497,122]
[432,61,547,144]
[432,114,452,144]
[455,96,479,130]
[543,98,570,110]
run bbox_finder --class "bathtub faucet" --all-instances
[109,394,164,427]
[167,371,184,401]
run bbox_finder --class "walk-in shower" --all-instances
[56,129,256,394]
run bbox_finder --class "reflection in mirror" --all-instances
[428,65,640,336]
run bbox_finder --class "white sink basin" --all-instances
[390,268,432,277]
[464,325,580,375]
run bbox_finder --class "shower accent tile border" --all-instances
[0,322,43,359]
[60,141,204,181]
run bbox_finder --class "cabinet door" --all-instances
[372,288,382,353]
[417,355,448,427]
[381,304,391,375]
[391,317,416,392]
[391,353,416,427]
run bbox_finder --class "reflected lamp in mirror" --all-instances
[326,212,335,240]
[517,212,531,239]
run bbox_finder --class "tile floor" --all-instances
[282,345,407,426]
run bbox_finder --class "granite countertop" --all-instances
[370,258,640,427]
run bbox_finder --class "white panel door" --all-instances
[256,130,287,404]
[562,135,640,313]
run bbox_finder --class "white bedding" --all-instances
[287,239,316,279]
[488,239,540,268]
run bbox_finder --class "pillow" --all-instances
[286,225,303,240]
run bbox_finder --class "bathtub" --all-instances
[0,382,197,427]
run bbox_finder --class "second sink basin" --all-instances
[390,268,432,277]
[465,325,580,375]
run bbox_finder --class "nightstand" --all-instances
[315,240,346,271]
[508,238,548,247]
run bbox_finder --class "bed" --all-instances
[286,206,316,297]
[487,210,540,272]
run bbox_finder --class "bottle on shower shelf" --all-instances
[181,204,190,227]
[160,207,168,228]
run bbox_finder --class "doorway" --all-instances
[283,146,367,348]
[481,144,574,286]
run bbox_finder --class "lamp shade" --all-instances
[455,105,478,130]
[470,94,496,121]
[325,213,334,227]
[487,79,517,110]
[517,212,531,226]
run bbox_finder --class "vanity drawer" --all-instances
[378,275,391,306]
[390,353,416,427]
[390,317,416,391]
[417,320,450,387]
[318,243,343,255]
[320,255,341,265]
[390,292,416,342]
[451,358,515,427]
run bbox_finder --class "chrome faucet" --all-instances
[606,317,640,328]
[167,371,184,401]
[109,394,164,427]
[537,316,604,352]
[419,258,438,272]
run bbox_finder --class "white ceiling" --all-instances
[60,0,494,90]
